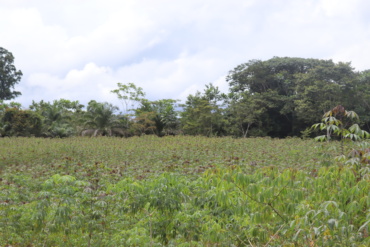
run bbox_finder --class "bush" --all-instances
[2,108,43,137]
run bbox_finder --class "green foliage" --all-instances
[300,127,313,139]
[181,83,227,136]
[29,99,85,137]
[110,82,182,136]
[132,110,157,136]
[294,62,357,126]
[312,105,369,151]
[3,54,370,245]
[312,105,370,176]
[0,136,369,245]
[0,47,22,100]
[2,57,369,139]
[226,57,370,137]
[0,101,22,136]
[83,100,121,136]
[111,82,146,115]
[354,70,370,131]
[0,100,22,112]
[1,108,42,136]
[227,91,270,137]
[134,98,180,136]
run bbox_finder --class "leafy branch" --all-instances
[232,179,289,222]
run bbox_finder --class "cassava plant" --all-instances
[312,105,370,168]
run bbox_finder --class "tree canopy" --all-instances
[226,57,368,137]
[1,56,370,138]
[0,47,22,100]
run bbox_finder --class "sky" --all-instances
[1,0,370,110]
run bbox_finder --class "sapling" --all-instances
[312,105,370,168]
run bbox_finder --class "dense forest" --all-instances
[1,47,370,138]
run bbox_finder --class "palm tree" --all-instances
[83,100,120,136]
[41,103,74,137]
[42,104,64,125]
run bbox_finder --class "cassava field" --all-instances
[0,136,369,246]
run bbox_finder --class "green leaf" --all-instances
[344,133,361,141]
[345,158,360,166]
[312,123,325,130]
[334,155,346,162]
[346,111,359,119]
[358,220,370,233]
[328,219,337,231]
[95,200,108,208]
[314,135,327,142]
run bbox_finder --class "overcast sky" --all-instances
[1,0,370,109]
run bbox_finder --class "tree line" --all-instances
[1,47,370,138]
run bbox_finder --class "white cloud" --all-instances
[21,47,233,108]
[25,63,119,105]
[331,41,370,71]
[1,0,370,108]
[318,0,361,17]
[113,49,234,102]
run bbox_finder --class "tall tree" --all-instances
[294,61,357,128]
[227,92,269,137]
[152,99,180,135]
[226,57,360,137]
[0,47,22,100]
[181,83,227,136]
[351,70,370,131]
[135,99,180,136]
[84,100,120,136]
[111,82,146,115]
